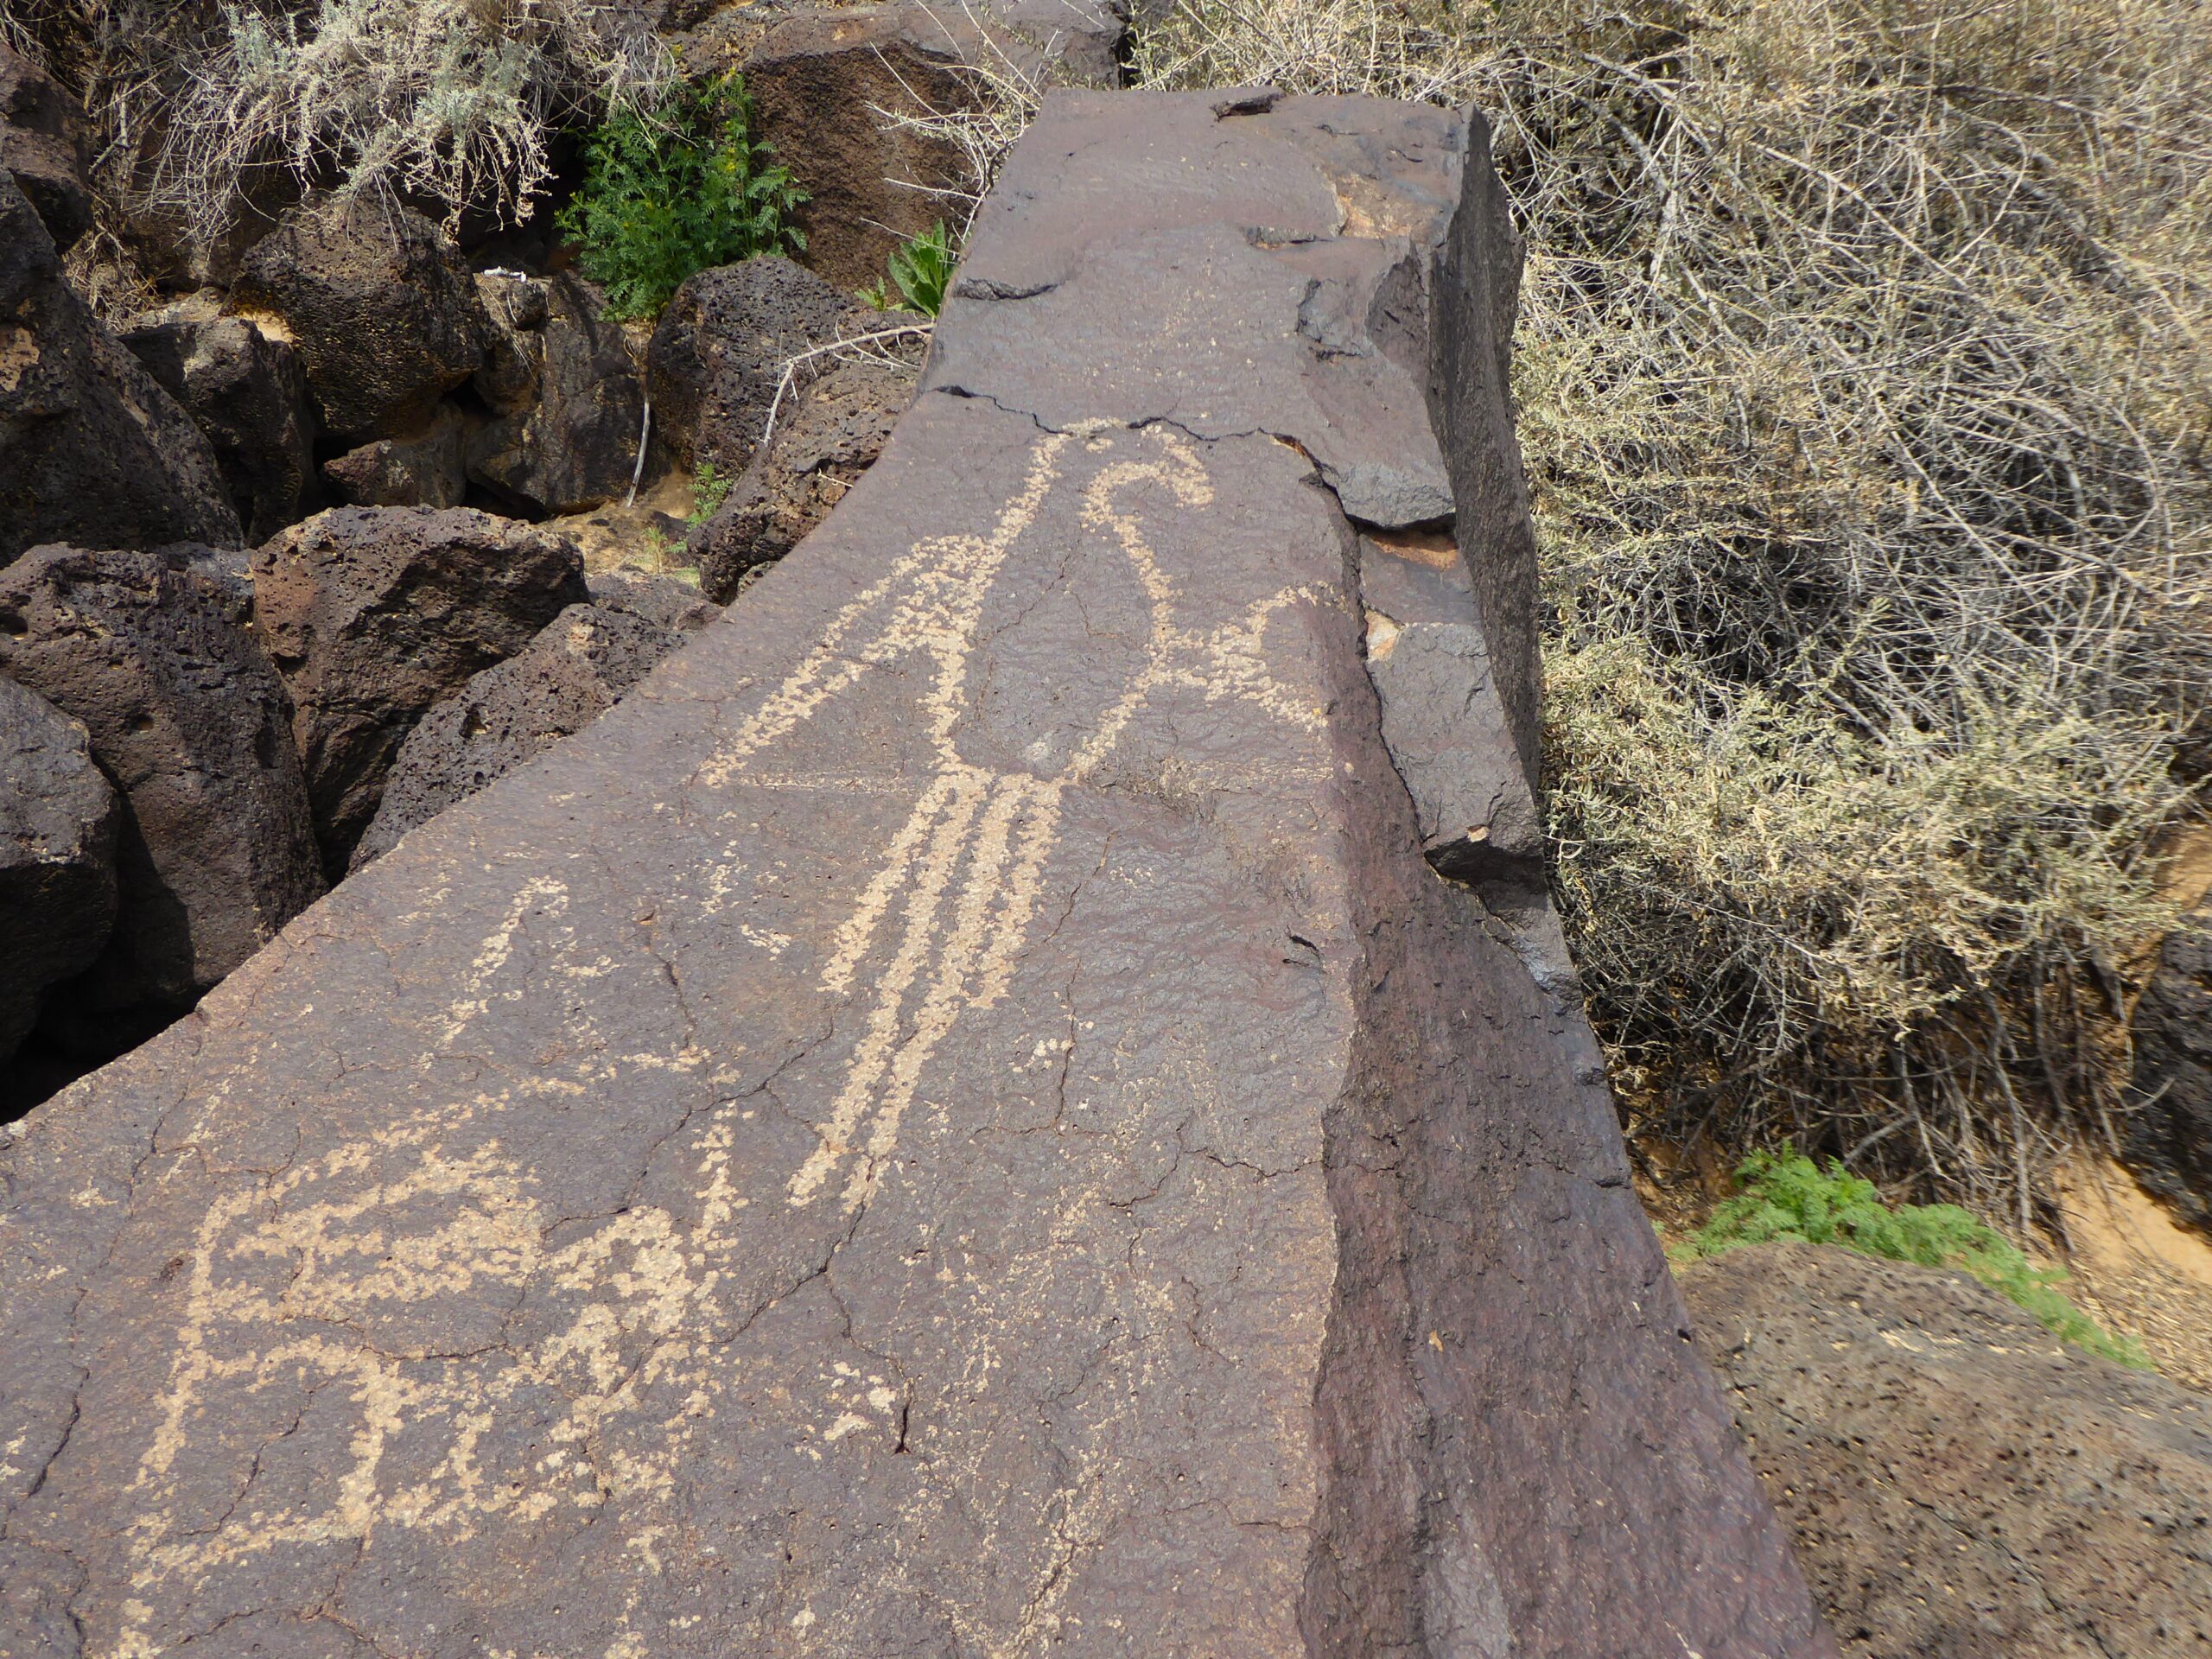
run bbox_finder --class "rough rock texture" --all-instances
[690,358,912,601]
[1426,114,1542,788]
[1357,527,1541,885]
[466,272,645,515]
[251,506,590,871]
[587,566,718,632]
[0,42,92,248]
[2126,898,2212,1232]
[0,174,242,564]
[645,253,868,474]
[120,300,319,542]
[925,92,1457,531]
[230,195,485,445]
[321,407,472,509]
[747,2,1127,291]
[0,677,119,1060]
[0,544,322,1011]
[351,602,689,868]
[1681,1242,2212,1657]
[0,93,1830,1659]
[745,6,999,293]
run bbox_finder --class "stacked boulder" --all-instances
[0,172,241,563]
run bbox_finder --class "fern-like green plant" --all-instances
[1685,1152,2151,1368]
[861,221,953,317]
[688,461,732,528]
[557,73,805,321]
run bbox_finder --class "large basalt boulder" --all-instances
[466,272,646,515]
[2125,899,2212,1232]
[230,195,485,445]
[0,42,92,249]
[645,253,868,475]
[0,677,119,1061]
[120,300,319,542]
[0,543,322,1011]
[1681,1241,2212,1656]
[321,407,472,509]
[0,92,1831,1659]
[690,357,912,601]
[351,601,690,868]
[0,173,242,565]
[744,1,1125,291]
[251,506,590,871]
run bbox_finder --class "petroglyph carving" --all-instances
[110,423,1331,1657]
[699,422,1329,1211]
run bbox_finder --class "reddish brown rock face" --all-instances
[0,92,1831,1658]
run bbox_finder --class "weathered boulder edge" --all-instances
[0,91,1831,1659]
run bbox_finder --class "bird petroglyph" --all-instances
[106,423,1330,1658]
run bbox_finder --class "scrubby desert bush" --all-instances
[1686,1152,2148,1365]
[2,0,666,246]
[1138,0,2212,1222]
[558,72,804,320]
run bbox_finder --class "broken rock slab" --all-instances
[349,600,692,869]
[690,356,913,601]
[0,543,323,1012]
[0,676,119,1062]
[0,90,1831,1659]
[251,505,591,872]
[121,299,320,543]
[0,172,243,564]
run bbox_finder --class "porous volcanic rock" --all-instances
[747,1,1127,291]
[743,6,991,293]
[0,173,242,564]
[120,300,319,541]
[230,194,485,445]
[466,272,645,516]
[0,544,322,1011]
[0,92,1831,1659]
[645,253,868,474]
[0,677,119,1061]
[251,506,590,870]
[587,566,718,632]
[0,42,92,248]
[690,357,912,601]
[2126,898,2212,1232]
[321,407,471,509]
[1681,1241,2212,1657]
[351,601,689,868]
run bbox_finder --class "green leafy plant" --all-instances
[688,461,732,528]
[1685,1153,2150,1368]
[860,221,953,317]
[557,73,804,320]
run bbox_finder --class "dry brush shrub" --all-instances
[1,0,667,254]
[1139,0,2212,1223]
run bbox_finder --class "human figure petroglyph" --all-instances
[110,422,1333,1657]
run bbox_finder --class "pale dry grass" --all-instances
[2,0,668,247]
[1139,0,2212,1223]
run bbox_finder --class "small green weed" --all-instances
[1686,1153,2151,1369]
[557,73,805,321]
[689,461,732,528]
[860,222,953,318]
